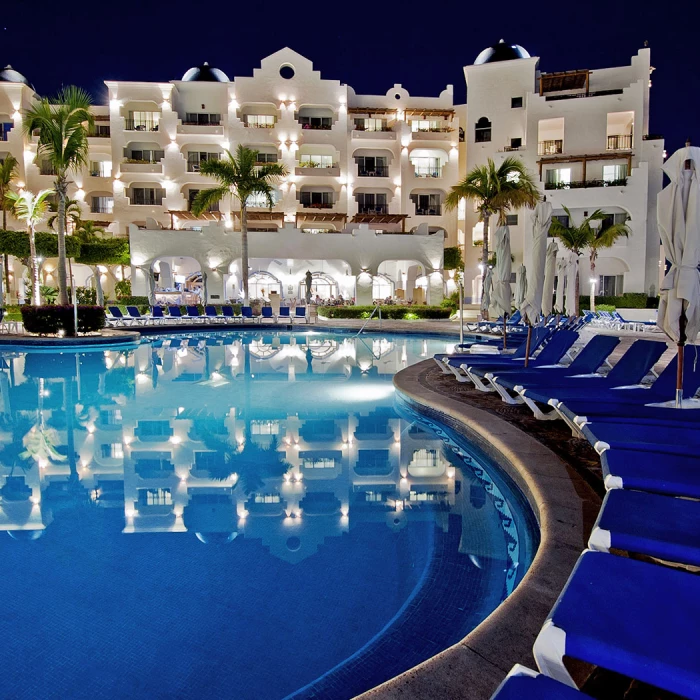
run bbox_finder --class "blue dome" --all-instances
[181,62,230,83]
[0,65,33,88]
[474,40,530,65]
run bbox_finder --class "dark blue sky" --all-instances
[3,0,698,153]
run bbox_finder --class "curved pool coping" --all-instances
[0,329,141,348]
[357,360,589,700]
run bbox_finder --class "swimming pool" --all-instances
[0,330,538,699]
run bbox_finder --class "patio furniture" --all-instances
[241,306,260,324]
[204,305,225,323]
[186,305,205,322]
[126,306,151,325]
[293,307,308,323]
[490,665,587,700]
[261,307,275,322]
[107,306,133,326]
[278,307,291,322]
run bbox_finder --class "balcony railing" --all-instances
[245,121,275,128]
[353,125,392,132]
[124,119,160,132]
[413,167,443,178]
[301,201,333,209]
[358,165,389,177]
[300,122,332,130]
[544,88,624,102]
[88,127,111,138]
[538,140,563,156]
[358,205,388,215]
[544,178,628,191]
[607,134,633,150]
[414,206,442,216]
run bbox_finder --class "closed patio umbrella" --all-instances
[481,266,493,316]
[657,142,700,406]
[542,239,559,317]
[555,256,567,314]
[490,225,513,349]
[515,265,527,308]
[565,253,578,318]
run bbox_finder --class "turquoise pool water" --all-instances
[0,330,538,699]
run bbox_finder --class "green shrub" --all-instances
[595,304,616,312]
[404,312,419,320]
[75,287,97,305]
[579,293,654,311]
[109,296,149,308]
[441,291,460,309]
[115,279,132,298]
[443,246,464,271]
[318,305,452,320]
[21,305,106,336]
[40,285,58,305]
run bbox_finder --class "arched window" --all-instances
[475,117,492,143]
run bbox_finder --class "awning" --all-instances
[351,213,409,227]
[539,70,590,94]
[347,107,397,115]
[404,108,455,118]
[236,211,285,222]
[295,212,348,225]
[170,210,222,222]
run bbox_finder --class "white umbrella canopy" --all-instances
[565,253,578,317]
[554,256,567,314]
[481,266,493,315]
[515,264,527,308]
[542,239,559,317]
[657,144,700,343]
[520,200,552,324]
[490,225,513,319]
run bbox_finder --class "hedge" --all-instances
[443,246,464,271]
[318,305,452,320]
[579,293,658,310]
[107,296,149,308]
[76,239,130,266]
[21,305,106,336]
[0,230,81,258]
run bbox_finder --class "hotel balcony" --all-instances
[124,118,160,132]
[121,158,164,174]
[177,122,224,136]
[300,201,334,210]
[538,140,563,156]
[544,178,628,191]
[357,165,389,178]
[295,164,340,177]
[607,134,633,150]
[352,129,396,141]
[410,128,454,141]
[413,166,443,179]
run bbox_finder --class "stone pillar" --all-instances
[159,261,173,289]
[205,269,226,304]
[131,264,149,297]
[355,271,373,306]
[427,271,444,305]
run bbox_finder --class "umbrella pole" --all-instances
[503,313,508,350]
[676,309,687,408]
[524,322,532,368]
[459,281,464,346]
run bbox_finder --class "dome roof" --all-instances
[181,62,230,83]
[0,64,32,87]
[474,40,530,65]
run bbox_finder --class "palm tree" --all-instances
[24,86,94,305]
[0,154,19,303]
[549,206,630,314]
[445,157,539,315]
[48,197,82,233]
[6,189,53,305]
[75,219,107,305]
[191,145,287,304]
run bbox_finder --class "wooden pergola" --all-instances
[169,210,223,228]
[404,108,455,119]
[350,213,409,232]
[537,152,633,181]
[347,107,398,115]
[539,70,590,95]
[295,212,348,229]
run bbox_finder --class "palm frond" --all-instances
[191,187,230,216]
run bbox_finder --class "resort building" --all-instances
[0,43,664,304]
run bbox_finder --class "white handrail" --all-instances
[356,303,382,335]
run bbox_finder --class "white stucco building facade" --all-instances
[0,43,664,305]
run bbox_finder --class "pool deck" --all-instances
[358,358,600,700]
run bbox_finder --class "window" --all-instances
[188,189,219,212]
[412,157,442,178]
[303,456,335,469]
[356,192,387,214]
[510,137,522,149]
[246,190,278,207]
[184,112,221,125]
[364,491,384,502]
[354,118,387,132]
[129,188,165,206]
[598,274,624,296]
[90,160,112,177]
[126,111,159,131]
[101,443,124,459]
[511,97,523,108]
[603,164,628,183]
[299,115,332,130]
[551,214,570,230]
[300,154,334,168]
[91,196,114,214]
[246,114,275,128]
[0,121,13,141]
[136,420,171,436]
[89,124,111,137]
[250,420,280,435]
[253,493,282,503]
[187,151,221,172]
[99,409,122,425]
[600,212,628,229]
[411,449,438,468]
[505,214,518,226]
[409,491,439,502]
[300,191,333,208]
[475,117,492,143]
[410,119,441,132]
[126,149,164,164]
[255,152,278,163]
[356,156,388,177]
[545,168,571,188]
[139,488,172,506]
[410,193,442,216]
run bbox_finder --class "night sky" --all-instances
[2,0,699,153]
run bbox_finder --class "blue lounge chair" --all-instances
[484,335,621,403]
[278,307,291,321]
[463,330,579,393]
[150,306,166,324]
[220,305,239,323]
[515,339,666,420]
[126,306,151,325]
[490,665,588,700]
[204,305,224,323]
[534,550,700,698]
[589,489,700,567]
[602,447,700,498]
[261,307,275,322]
[106,306,132,326]
[240,306,259,324]
[293,307,308,323]
[167,305,185,322]
[186,305,204,323]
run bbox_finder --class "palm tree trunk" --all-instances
[481,213,491,321]
[28,225,41,306]
[92,265,104,306]
[241,205,249,305]
[0,206,6,307]
[590,257,596,312]
[56,177,69,305]
[575,268,580,317]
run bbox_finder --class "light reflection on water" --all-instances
[0,331,536,700]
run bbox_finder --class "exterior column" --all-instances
[354,270,373,306]
[427,270,444,305]
[131,264,149,297]
[205,269,226,303]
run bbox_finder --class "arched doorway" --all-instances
[372,273,394,301]
[249,271,282,301]
[298,272,338,302]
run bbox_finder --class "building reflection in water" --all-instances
[0,332,529,595]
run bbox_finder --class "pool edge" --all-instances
[356,359,589,700]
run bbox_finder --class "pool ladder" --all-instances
[356,304,382,335]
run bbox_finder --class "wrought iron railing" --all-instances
[538,140,563,155]
[607,134,633,150]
